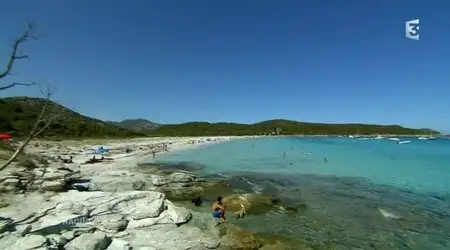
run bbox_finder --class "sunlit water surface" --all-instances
[152,137,450,249]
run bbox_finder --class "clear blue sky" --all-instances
[1,1,449,132]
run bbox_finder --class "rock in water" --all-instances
[64,231,111,250]
[191,196,202,206]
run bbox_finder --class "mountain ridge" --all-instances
[0,97,439,138]
[107,119,160,132]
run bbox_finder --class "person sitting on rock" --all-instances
[212,196,226,224]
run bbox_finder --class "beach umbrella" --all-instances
[0,133,11,140]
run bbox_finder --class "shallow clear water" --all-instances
[153,137,450,249]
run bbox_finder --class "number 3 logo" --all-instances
[409,23,419,36]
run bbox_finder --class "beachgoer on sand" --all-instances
[212,196,226,224]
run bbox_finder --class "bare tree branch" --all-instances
[0,21,37,91]
[0,84,58,171]
[0,82,36,91]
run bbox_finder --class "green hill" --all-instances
[0,97,438,138]
[0,97,145,138]
[147,119,437,136]
[107,119,160,132]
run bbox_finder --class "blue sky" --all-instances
[0,1,449,132]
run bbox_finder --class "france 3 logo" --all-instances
[405,19,419,40]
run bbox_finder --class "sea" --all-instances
[153,136,450,249]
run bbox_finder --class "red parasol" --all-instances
[0,133,12,140]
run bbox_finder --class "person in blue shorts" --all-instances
[212,196,226,224]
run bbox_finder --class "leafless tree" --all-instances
[0,84,60,171]
[0,21,37,91]
[0,22,60,171]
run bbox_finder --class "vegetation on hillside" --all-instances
[107,119,160,132]
[0,97,145,138]
[147,120,437,136]
[0,97,438,138]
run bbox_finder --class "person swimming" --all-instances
[212,196,226,224]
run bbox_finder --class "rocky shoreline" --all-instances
[0,137,300,250]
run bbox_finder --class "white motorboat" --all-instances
[418,136,438,141]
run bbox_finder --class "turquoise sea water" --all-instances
[154,137,450,249]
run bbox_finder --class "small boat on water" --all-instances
[418,130,439,140]
[388,137,400,141]
[418,136,438,141]
[398,140,411,144]
[374,135,385,140]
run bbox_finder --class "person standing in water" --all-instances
[212,196,226,224]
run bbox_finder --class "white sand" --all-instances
[25,136,259,167]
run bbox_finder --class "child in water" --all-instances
[212,196,226,224]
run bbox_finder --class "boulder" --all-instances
[15,224,32,236]
[64,231,111,250]
[61,230,76,241]
[151,175,167,187]
[222,193,303,215]
[132,180,145,190]
[166,172,195,183]
[46,233,68,247]
[0,218,12,233]
[129,198,165,220]
[0,197,9,208]
[0,176,22,193]
[8,234,48,250]
[40,180,66,192]
[106,238,132,250]
[122,224,219,250]
[42,171,67,181]
[165,201,192,225]
[92,214,128,233]
[220,224,261,249]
